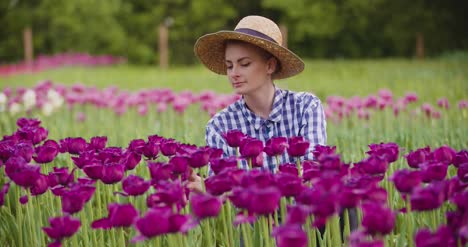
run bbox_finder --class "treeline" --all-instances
[1,0,467,65]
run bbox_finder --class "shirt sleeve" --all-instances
[300,97,327,160]
[205,120,233,176]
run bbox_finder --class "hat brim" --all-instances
[194,31,304,80]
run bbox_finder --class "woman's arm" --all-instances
[300,97,327,160]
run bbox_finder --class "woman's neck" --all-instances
[243,83,276,119]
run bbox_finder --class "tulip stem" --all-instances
[344,208,350,241]
[406,196,414,247]
[280,197,286,225]
[248,158,253,171]
[296,159,302,177]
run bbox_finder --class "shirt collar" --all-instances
[239,87,285,130]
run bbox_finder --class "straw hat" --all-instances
[194,15,305,80]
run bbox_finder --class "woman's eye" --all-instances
[241,63,250,67]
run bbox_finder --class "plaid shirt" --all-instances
[205,87,327,173]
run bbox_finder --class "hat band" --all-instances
[234,28,278,44]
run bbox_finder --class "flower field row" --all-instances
[1,81,466,123]
[0,53,126,77]
[0,118,466,247]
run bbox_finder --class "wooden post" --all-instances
[23,27,33,65]
[159,24,169,69]
[416,32,424,60]
[279,24,288,48]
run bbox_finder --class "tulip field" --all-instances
[0,58,467,247]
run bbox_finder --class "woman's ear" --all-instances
[266,57,278,75]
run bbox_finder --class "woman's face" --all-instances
[225,42,276,95]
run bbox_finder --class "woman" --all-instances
[189,15,326,181]
[188,15,357,236]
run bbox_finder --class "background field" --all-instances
[2,59,467,160]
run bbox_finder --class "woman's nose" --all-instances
[228,65,240,77]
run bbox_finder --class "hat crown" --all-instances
[234,15,283,46]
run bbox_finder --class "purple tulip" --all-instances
[190,193,222,219]
[405,147,431,168]
[31,174,49,196]
[6,157,41,188]
[0,140,15,164]
[17,118,41,128]
[415,226,456,247]
[432,145,456,164]
[60,184,96,214]
[362,186,388,205]
[33,140,59,164]
[349,229,384,247]
[209,156,238,175]
[228,187,251,210]
[13,141,34,162]
[240,170,276,188]
[420,161,448,183]
[450,190,468,211]
[160,139,179,156]
[0,182,10,206]
[92,203,139,229]
[296,186,339,225]
[83,162,104,180]
[389,169,422,194]
[453,150,468,167]
[410,181,445,211]
[100,163,125,184]
[263,136,288,156]
[148,162,172,182]
[205,174,234,196]
[354,155,388,175]
[239,137,264,158]
[142,141,159,160]
[17,126,48,145]
[42,215,81,243]
[122,150,141,170]
[134,207,171,239]
[287,136,310,157]
[128,139,146,155]
[278,163,299,176]
[48,167,75,187]
[71,150,97,169]
[338,186,363,209]
[188,148,211,168]
[272,225,307,247]
[285,204,312,225]
[311,145,337,160]
[366,142,399,163]
[275,172,304,197]
[457,163,468,182]
[122,175,150,196]
[169,155,190,174]
[247,186,281,215]
[361,202,395,236]
[147,180,185,209]
[60,137,87,155]
[222,130,246,148]
[88,136,107,151]
[20,195,29,204]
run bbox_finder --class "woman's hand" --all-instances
[186,168,204,194]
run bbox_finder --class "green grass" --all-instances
[2,59,467,101]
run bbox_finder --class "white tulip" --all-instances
[9,102,22,115]
[47,89,64,108]
[22,89,36,110]
[41,102,55,116]
[0,92,6,112]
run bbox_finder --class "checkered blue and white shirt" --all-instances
[205,87,327,173]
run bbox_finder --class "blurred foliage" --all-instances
[0,0,467,64]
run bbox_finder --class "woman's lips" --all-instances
[232,82,243,88]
